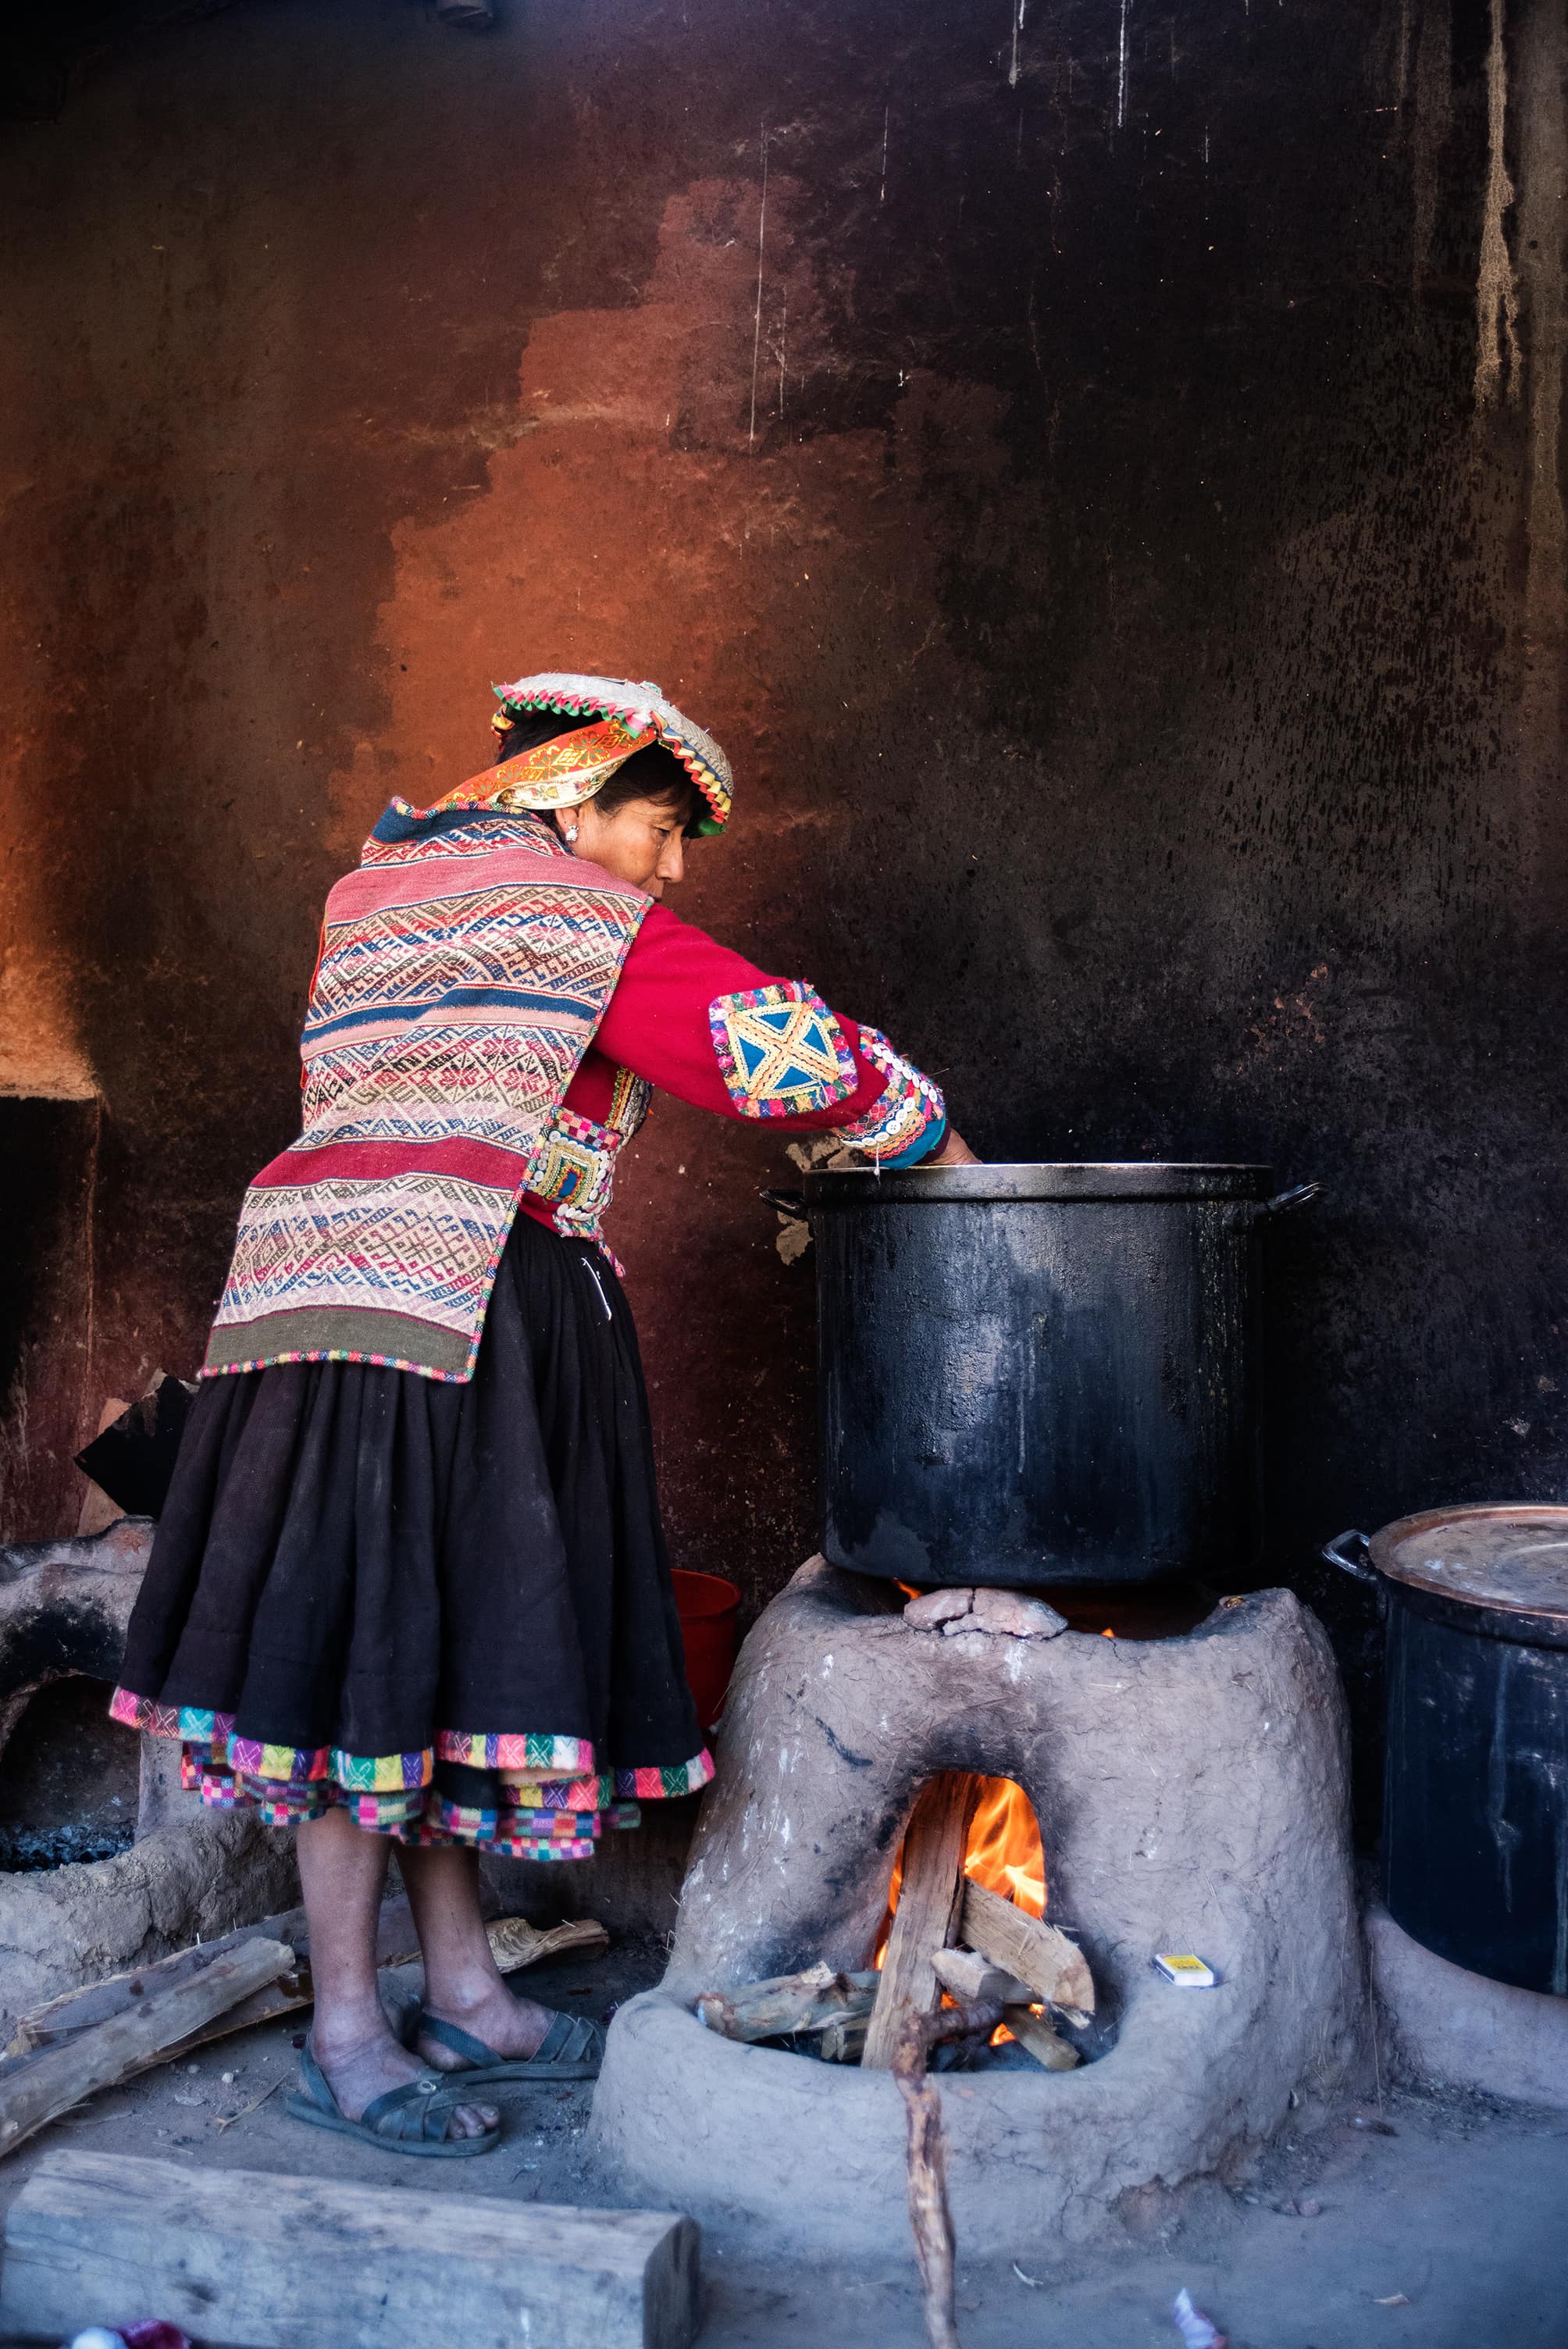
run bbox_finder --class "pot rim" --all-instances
[804,1160,1278,1205]
[1367,1501,1568,1640]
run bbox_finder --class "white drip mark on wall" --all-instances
[777,292,788,416]
[1009,0,1025,88]
[880,102,890,201]
[748,122,770,451]
[1117,0,1130,129]
[1474,0,1520,407]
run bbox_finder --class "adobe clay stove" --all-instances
[594,1558,1362,2254]
[594,1165,1362,2255]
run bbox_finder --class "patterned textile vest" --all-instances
[203,807,650,1382]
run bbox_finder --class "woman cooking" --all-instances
[112,671,975,2155]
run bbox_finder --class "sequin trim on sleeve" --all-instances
[833,1026,946,1162]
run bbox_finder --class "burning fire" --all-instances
[876,1774,1046,1990]
[963,1776,1046,1917]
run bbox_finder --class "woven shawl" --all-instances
[203,807,649,1382]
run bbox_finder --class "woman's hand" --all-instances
[928,1128,980,1166]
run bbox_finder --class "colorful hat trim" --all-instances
[425,715,657,818]
[490,672,733,835]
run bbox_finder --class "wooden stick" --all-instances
[0,1938,294,2159]
[959,1880,1095,2015]
[863,1774,979,2070]
[892,1999,1003,2349]
[5,1909,608,2073]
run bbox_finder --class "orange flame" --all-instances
[875,1777,1048,2012]
[963,1776,1046,1917]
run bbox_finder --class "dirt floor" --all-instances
[0,1931,1563,2347]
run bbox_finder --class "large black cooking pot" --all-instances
[793,1162,1317,1591]
[1324,1509,1568,1994]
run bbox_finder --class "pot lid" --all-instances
[1368,1505,1568,1625]
[804,1162,1277,1206]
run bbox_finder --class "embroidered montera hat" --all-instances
[487,672,732,834]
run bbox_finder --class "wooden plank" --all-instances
[1002,2006,1081,2072]
[0,2151,702,2349]
[862,1774,979,2071]
[696,1965,877,2044]
[959,1880,1096,2016]
[0,1939,294,2160]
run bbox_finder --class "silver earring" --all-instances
[563,822,579,844]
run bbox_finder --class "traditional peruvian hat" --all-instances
[480,671,733,834]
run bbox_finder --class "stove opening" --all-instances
[878,1773,1046,1955]
[0,1676,138,1872]
[865,1772,1098,2069]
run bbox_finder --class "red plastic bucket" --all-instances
[672,1569,740,1736]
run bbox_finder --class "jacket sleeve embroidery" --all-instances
[707,980,859,1119]
[529,1066,654,1263]
[832,1027,946,1164]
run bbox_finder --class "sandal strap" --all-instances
[361,2079,452,2142]
[533,2010,604,2066]
[418,2013,498,2068]
[415,2005,605,2071]
[299,2037,463,2144]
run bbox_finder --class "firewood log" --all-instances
[695,1965,878,2044]
[1,2150,700,2349]
[930,1946,1032,2005]
[959,1880,1095,2015]
[863,1775,979,2069]
[815,2012,870,2063]
[1001,2006,1081,2071]
[0,1938,294,2159]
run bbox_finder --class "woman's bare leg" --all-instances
[397,1842,557,2067]
[297,1809,497,2137]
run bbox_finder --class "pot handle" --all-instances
[759,1189,808,1222]
[1320,1528,1379,1586]
[1259,1181,1323,1218]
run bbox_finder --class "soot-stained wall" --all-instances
[1,0,1564,1806]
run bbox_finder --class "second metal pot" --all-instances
[1324,1506,1568,1994]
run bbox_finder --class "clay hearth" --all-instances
[0,1523,297,2026]
[593,1556,1365,2256]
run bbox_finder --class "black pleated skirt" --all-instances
[112,1214,711,1855]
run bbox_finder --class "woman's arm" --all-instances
[593,903,958,1166]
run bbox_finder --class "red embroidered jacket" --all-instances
[515,902,946,1250]
[204,806,944,1384]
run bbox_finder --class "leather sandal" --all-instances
[415,2005,606,2082]
[285,2037,501,2157]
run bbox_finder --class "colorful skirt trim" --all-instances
[114,1687,715,1860]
